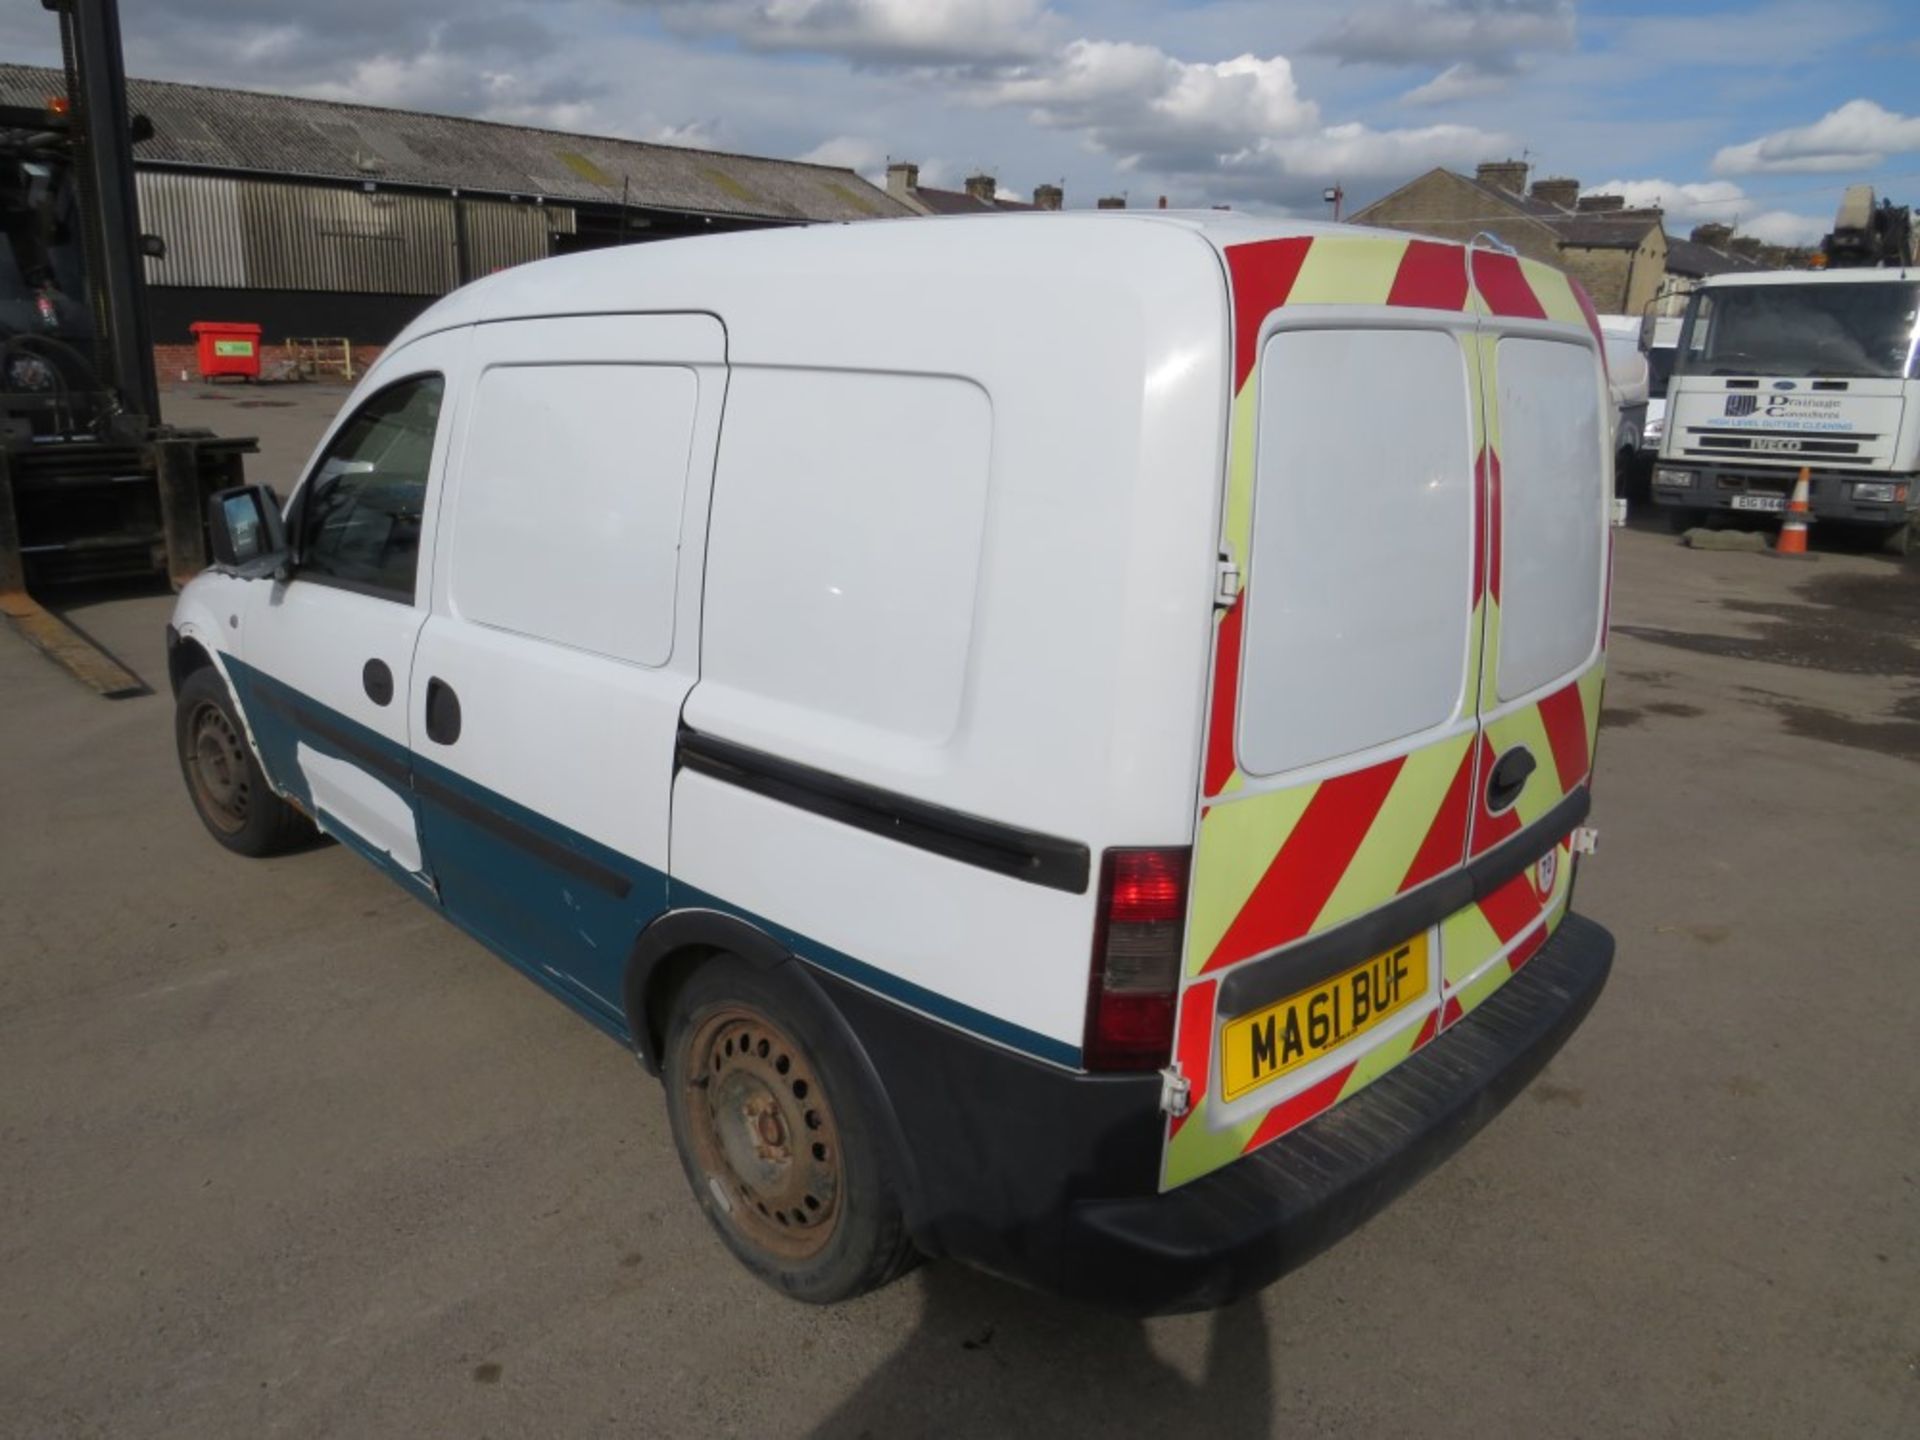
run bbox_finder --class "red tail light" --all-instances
[1085,847,1190,1071]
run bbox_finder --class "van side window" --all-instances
[1237,327,1474,776]
[448,364,699,666]
[298,374,444,602]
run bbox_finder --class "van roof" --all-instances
[390,211,1435,349]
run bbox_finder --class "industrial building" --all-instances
[0,62,914,351]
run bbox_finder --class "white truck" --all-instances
[1653,268,1920,554]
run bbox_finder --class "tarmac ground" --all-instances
[2,382,1916,1437]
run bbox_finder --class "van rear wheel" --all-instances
[662,957,915,1304]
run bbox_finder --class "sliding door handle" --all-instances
[424,677,462,746]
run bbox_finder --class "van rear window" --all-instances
[1237,327,1475,777]
[1493,337,1605,700]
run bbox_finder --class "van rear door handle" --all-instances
[1486,745,1535,813]
[424,677,462,746]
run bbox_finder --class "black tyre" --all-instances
[174,666,315,856]
[662,956,915,1304]
[1881,514,1915,558]
[1663,505,1703,535]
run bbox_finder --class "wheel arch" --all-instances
[624,907,927,1222]
[165,623,219,698]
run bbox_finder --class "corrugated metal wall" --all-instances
[136,171,574,294]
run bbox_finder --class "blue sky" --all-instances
[6,1,1918,244]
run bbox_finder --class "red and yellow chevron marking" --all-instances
[1440,835,1576,1024]
[1164,229,1611,1192]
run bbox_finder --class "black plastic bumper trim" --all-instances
[677,729,1091,895]
[1218,786,1590,1019]
[1061,911,1614,1313]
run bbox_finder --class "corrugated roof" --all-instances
[0,62,914,225]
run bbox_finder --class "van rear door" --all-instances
[1446,260,1609,1023]
[1161,237,1608,1191]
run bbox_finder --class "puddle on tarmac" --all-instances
[1760,691,1920,763]
[1613,567,1920,680]
[1613,567,1920,760]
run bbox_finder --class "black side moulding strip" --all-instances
[676,729,1091,895]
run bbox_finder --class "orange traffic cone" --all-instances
[1773,467,1812,558]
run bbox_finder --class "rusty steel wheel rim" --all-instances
[185,700,249,835]
[684,1006,843,1261]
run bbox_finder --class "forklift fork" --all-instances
[0,448,146,697]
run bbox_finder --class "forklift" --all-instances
[1,0,254,695]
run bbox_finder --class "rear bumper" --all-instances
[1054,912,1614,1314]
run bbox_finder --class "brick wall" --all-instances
[1557,231,1667,314]
[154,341,383,384]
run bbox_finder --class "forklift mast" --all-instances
[1,0,256,696]
[60,0,159,426]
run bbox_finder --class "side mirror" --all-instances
[207,484,289,579]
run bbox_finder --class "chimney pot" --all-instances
[885,161,918,200]
[964,172,997,204]
[1032,182,1063,211]
[1475,159,1529,194]
[1096,195,1126,209]
[1575,193,1625,213]
[1529,177,1580,210]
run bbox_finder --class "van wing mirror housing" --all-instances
[207,484,290,579]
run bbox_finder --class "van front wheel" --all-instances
[174,667,315,856]
[662,957,915,1304]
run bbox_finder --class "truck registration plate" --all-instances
[1730,494,1786,512]
[1219,934,1430,1102]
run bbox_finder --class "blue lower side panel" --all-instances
[218,656,1078,1066]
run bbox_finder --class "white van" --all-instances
[168,214,1615,1313]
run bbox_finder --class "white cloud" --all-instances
[301,52,599,131]
[981,39,1504,205]
[1312,0,1574,67]
[649,118,726,148]
[1739,210,1827,247]
[1400,61,1510,105]
[797,134,888,175]
[639,0,1058,66]
[1714,99,1920,175]
[1587,178,1826,247]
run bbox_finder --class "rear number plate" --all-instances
[1220,934,1431,1102]
[1731,493,1786,512]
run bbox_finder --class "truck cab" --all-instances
[1652,270,1920,552]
